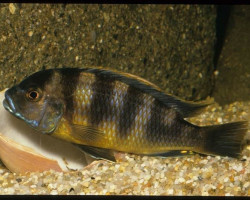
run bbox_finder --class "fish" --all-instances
[3,67,248,161]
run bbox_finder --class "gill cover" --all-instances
[37,99,64,134]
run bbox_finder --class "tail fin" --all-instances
[203,121,248,158]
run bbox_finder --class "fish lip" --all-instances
[3,98,15,114]
[3,94,26,121]
[3,99,9,110]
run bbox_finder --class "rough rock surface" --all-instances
[0,4,216,100]
[213,5,250,105]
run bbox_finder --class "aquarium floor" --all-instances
[0,100,249,195]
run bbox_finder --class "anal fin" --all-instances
[146,150,195,158]
[75,144,116,162]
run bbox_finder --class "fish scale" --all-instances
[74,77,148,151]
[73,73,94,125]
[69,72,202,153]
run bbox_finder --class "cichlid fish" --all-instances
[3,67,248,161]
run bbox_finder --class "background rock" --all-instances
[0,4,216,100]
[213,5,250,105]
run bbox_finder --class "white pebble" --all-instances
[144,174,151,180]
[215,156,221,160]
[214,70,219,76]
[217,117,222,123]
[200,159,208,164]
[82,182,89,187]
[50,190,58,195]
[167,189,174,195]
[28,31,33,37]
[236,165,243,172]
[186,180,193,184]
[9,3,16,14]
[179,177,185,183]
[243,182,249,188]
[9,188,15,194]
[110,184,116,190]
[224,177,229,182]
[211,185,216,189]
[202,191,209,196]
[232,165,243,172]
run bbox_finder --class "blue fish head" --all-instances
[3,71,64,134]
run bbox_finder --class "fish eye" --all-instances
[26,89,41,102]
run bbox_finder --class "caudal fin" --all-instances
[203,121,248,158]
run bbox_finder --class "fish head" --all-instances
[3,70,64,134]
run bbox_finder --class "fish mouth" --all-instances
[3,96,25,121]
[3,98,15,114]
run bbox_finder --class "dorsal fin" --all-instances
[80,67,212,118]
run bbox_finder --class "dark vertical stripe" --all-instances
[59,68,81,121]
[146,100,177,145]
[146,100,163,142]
[146,100,196,147]
[89,75,114,126]
[118,86,144,138]
[19,69,54,90]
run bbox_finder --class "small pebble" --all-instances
[224,177,229,182]
[167,189,174,195]
[216,117,222,123]
[50,190,58,195]
[214,70,219,76]
[9,3,16,14]
[28,31,33,37]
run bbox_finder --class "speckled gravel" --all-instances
[0,100,249,195]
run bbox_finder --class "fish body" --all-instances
[3,67,248,160]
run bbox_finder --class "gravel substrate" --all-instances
[0,100,249,195]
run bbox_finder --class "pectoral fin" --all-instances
[69,124,115,161]
[70,124,107,144]
[76,144,116,162]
